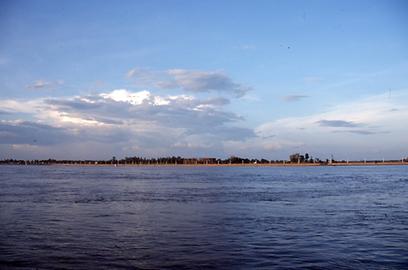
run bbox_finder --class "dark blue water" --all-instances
[0,165,407,269]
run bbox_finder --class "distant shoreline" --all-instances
[2,161,406,167]
[57,162,407,167]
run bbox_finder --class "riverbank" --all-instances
[1,161,405,167]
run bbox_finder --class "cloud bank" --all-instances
[0,86,407,160]
[256,92,408,159]
[0,89,254,159]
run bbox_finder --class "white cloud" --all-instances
[0,89,254,158]
[100,89,152,105]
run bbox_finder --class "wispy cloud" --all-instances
[332,129,388,135]
[316,119,362,128]
[27,80,64,90]
[127,68,251,97]
[282,95,309,102]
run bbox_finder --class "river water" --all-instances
[0,165,407,269]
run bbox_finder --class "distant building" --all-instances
[289,153,304,163]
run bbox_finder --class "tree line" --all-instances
[1,153,406,165]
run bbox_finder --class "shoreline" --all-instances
[2,161,406,167]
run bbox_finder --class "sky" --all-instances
[0,0,407,160]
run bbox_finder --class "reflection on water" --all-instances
[1,165,407,269]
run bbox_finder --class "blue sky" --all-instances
[0,0,407,160]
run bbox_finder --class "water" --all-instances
[0,165,407,269]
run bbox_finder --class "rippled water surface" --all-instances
[1,165,407,269]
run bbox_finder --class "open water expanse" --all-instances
[0,165,407,269]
